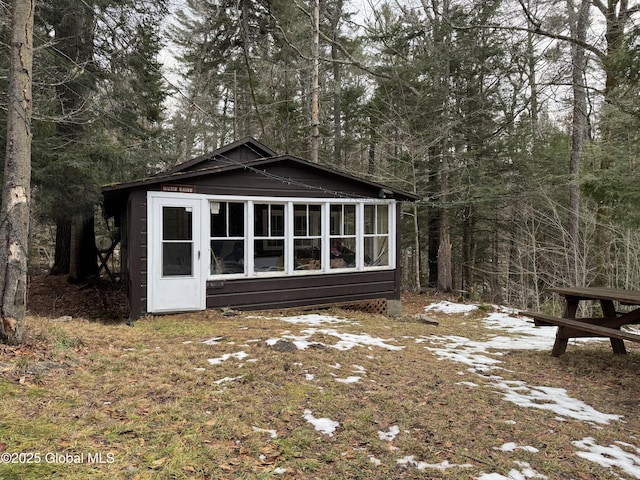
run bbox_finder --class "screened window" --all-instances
[294,204,322,271]
[254,203,285,272]
[210,202,245,275]
[206,198,394,278]
[329,204,357,269]
[364,204,390,267]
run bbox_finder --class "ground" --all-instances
[4,274,639,479]
[27,271,130,321]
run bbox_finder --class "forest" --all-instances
[1,0,639,314]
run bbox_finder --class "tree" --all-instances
[0,0,35,344]
[34,0,168,281]
[566,0,591,285]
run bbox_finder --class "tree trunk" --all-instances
[413,203,422,292]
[437,209,453,293]
[567,0,590,286]
[0,0,35,345]
[435,0,453,293]
[51,218,71,276]
[69,214,98,282]
[239,0,265,136]
[310,0,320,163]
[462,204,474,295]
[427,210,439,288]
[330,0,344,164]
[49,2,94,279]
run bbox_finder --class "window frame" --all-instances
[209,201,247,276]
[253,202,287,275]
[204,195,395,280]
[363,203,391,268]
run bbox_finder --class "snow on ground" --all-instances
[477,461,548,479]
[202,302,640,478]
[265,327,405,351]
[207,351,249,365]
[396,456,474,471]
[573,437,640,478]
[302,409,340,436]
[422,301,639,478]
[378,425,400,442]
[424,301,479,315]
[421,303,620,425]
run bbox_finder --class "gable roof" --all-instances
[161,136,278,175]
[102,138,420,218]
[104,154,418,199]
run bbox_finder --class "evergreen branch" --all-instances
[270,1,427,103]
[438,15,606,63]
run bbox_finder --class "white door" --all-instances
[148,193,206,313]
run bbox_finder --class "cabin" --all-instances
[101,137,419,319]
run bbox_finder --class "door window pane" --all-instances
[163,207,192,240]
[162,206,193,277]
[162,243,192,276]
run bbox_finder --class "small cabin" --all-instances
[101,137,419,319]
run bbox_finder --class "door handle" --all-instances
[198,250,201,260]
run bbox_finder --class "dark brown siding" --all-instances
[205,270,398,311]
[175,162,386,199]
[128,190,147,319]
[180,144,271,173]
[394,202,403,299]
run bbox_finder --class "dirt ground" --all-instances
[27,270,130,321]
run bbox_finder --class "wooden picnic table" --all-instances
[522,287,640,357]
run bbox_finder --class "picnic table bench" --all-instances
[521,287,640,356]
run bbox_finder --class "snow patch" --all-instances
[207,351,249,365]
[573,437,640,478]
[424,301,479,315]
[378,425,400,442]
[303,409,339,436]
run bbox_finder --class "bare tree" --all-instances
[0,0,35,344]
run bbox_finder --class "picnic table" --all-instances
[522,287,640,356]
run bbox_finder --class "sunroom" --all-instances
[205,199,393,276]
[102,137,418,319]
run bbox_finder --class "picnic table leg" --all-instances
[564,296,579,318]
[609,338,627,354]
[551,328,568,357]
[550,296,579,357]
[600,299,627,355]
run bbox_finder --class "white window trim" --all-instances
[209,201,247,277]
[204,195,396,280]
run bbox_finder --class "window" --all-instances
[254,203,285,272]
[206,198,394,278]
[294,204,322,271]
[162,206,193,276]
[210,202,245,275]
[329,204,357,269]
[364,204,389,267]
